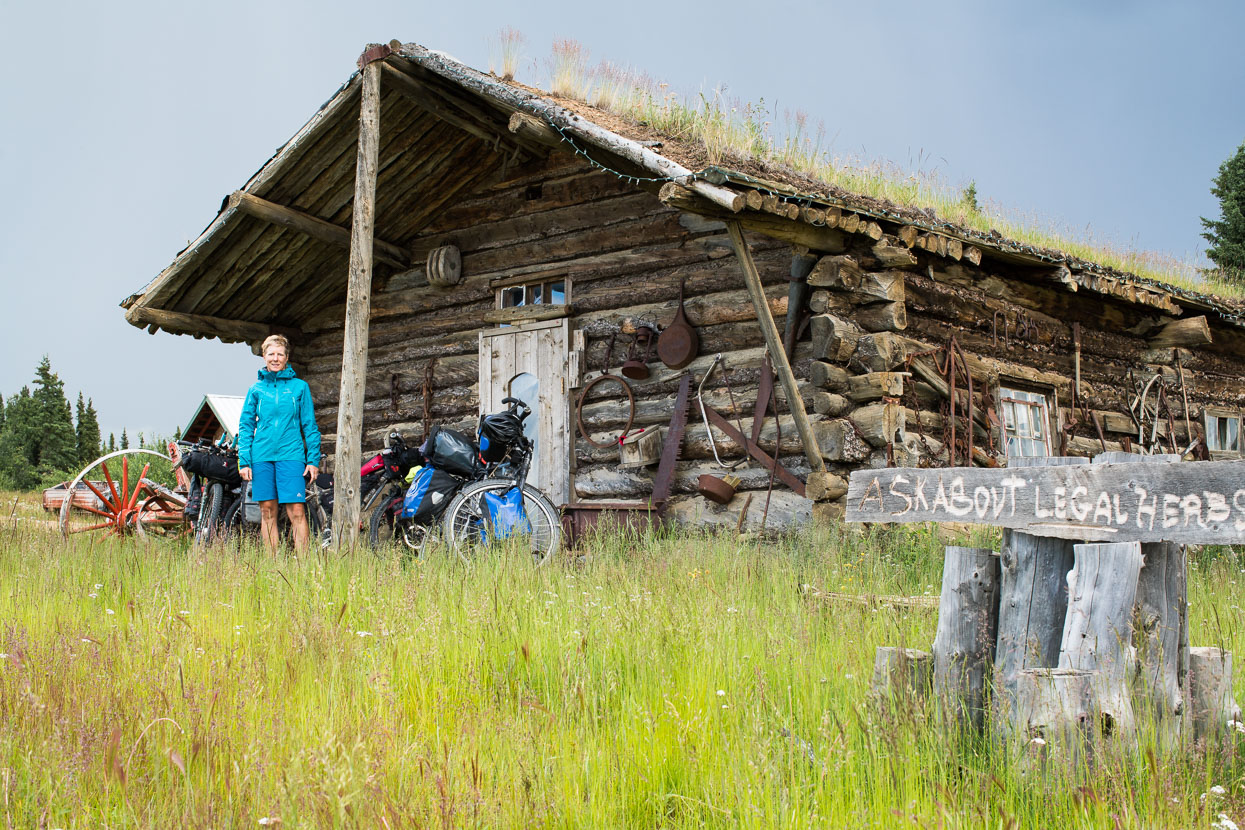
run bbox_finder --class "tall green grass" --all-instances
[1,518,1242,827]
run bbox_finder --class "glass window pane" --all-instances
[548,281,566,304]
[507,373,539,484]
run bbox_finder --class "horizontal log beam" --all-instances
[1149,315,1212,349]
[125,305,302,345]
[660,184,845,252]
[228,191,408,268]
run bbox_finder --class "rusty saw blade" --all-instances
[652,373,692,506]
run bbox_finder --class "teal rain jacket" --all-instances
[237,366,322,469]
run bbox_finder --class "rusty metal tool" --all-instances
[703,405,806,496]
[652,373,692,506]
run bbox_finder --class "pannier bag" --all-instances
[419,427,480,479]
[242,481,261,524]
[180,449,242,488]
[314,472,335,516]
[183,479,202,521]
[400,466,461,522]
[482,487,531,540]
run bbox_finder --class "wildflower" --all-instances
[1029,737,1047,747]
[357,631,372,638]
[106,608,115,615]
[1213,814,1239,830]
[88,593,97,599]
[258,819,281,827]
[1233,721,1245,734]
[94,584,102,589]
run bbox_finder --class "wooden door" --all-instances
[479,319,571,505]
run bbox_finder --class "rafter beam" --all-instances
[227,191,409,269]
[124,305,302,345]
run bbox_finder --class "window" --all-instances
[1204,408,1240,455]
[999,386,1053,458]
[499,279,567,309]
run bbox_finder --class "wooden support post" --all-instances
[932,546,1001,729]
[331,57,382,550]
[994,456,1087,725]
[1188,647,1243,746]
[1058,541,1145,736]
[725,220,827,475]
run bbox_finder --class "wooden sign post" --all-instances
[848,455,1243,761]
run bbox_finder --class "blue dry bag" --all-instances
[482,487,531,540]
[400,466,460,522]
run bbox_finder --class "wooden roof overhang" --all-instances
[122,40,1245,348]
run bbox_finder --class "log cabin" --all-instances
[121,41,1245,542]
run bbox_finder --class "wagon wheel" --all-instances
[58,449,187,539]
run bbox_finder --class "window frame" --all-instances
[996,381,1058,461]
[1203,406,1242,458]
[494,275,571,312]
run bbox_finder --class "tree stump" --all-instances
[1133,539,1186,730]
[1008,668,1095,773]
[932,546,1001,729]
[1188,647,1244,746]
[871,647,933,704]
[993,455,1087,725]
[1058,542,1145,736]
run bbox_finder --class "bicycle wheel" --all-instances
[367,485,430,557]
[440,478,560,566]
[194,482,224,548]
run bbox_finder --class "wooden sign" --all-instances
[845,459,1245,544]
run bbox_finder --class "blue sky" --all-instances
[1,0,1242,442]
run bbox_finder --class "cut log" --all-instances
[932,546,1001,729]
[810,314,862,363]
[1188,647,1243,745]
[659,184,844,251]
[864,221,884,241]
[1149,316,1212,349]
[839,213,860,234]
[871,647,933,702]
[507,111,561,148]
[1007,668,1094,772]
[897,226,919,248]
[807,255,864,289]
[946,239,963,261]
[963,245,983,266]
[805,470,848,502]
[845,371,907,403]
[872,238,919,267]
[854,301,907,332]
[851,331,907,373]
[809,360,851,391]
[1058,541,1145,736]
[813,419,871,463]
[480,304,571,325]
[808,289,855,315]
[812,391,850,416]
[994,457,1086,727]
[849,403,905,448]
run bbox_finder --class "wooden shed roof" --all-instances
[121,40,1245,345]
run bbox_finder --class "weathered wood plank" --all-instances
[846,459,1245,544]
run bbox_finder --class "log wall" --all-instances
[288,147,1245,529]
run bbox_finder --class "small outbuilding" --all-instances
[181,394,245,445]
[121,40,1245,541]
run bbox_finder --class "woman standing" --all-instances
[237,334,321,553]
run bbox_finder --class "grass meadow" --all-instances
[2,493,1244,828]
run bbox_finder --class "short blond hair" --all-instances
[262,334,291,356]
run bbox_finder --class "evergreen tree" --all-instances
[1202,141,1245,278]
[30,357,78,476]
[120,429,129,450]
[0,387,39,489]
[75,394,102,465]
[0,393,5,434]
[108,433,116,452]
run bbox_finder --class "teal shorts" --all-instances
[251,460,307,504]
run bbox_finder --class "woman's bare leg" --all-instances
[285,502,309,552]
[259,500,280,553]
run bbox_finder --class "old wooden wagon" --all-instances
[121,41,1245,544]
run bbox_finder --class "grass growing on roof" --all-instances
[509,37,1239,300]
[2,512,1244,827]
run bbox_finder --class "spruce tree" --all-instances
[0,387,39,489]
[75,394,102,465]
[1202,141,1245,278]
[108,433,116,452]
[31,357,78,476]
[120,429,129,450]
